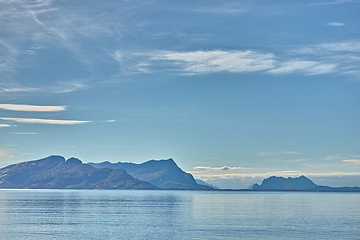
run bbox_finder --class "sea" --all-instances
[0,190,359,240]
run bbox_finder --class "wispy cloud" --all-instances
[194,166,250,171]
[0,86,40,93]
[294,40,360,55]
[287,40,360,76]
[148,50,276,74]
[0,0,112,92]
[342,159,360,165]
[10,132,38,135]
[327,22,345,27]
[103,120,116,123]
[257,151,302,156]
[0,104,66,112]
[283,151,302,155]
[47,81,88,93]
[318,41,360,52]
[309,0,360,6]
[0,81,88,94]
[190,2,249,14]
[125,48,344,76]
[0,124,11,127]
[0,117,90,125]
[268,60,336,75]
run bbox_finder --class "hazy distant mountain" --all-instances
[89,158,213,190]
[252,176,317,191]
[251,176,360,192]
[195,179,219,189]
[0,156,157,190]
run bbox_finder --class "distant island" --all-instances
[251,176,360,192]
[0,155,359,192]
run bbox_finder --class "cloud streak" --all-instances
[125,48,343,76]
[150,50,276,74]
[0,117,90,125]
[10,132,38,135]
[0,86,40,93]
[194,166,250,171]
[0,104,66,112]
[342,159,360,165]
[268,60,336,75]
[327,22,345,27]
[0,0,111,93]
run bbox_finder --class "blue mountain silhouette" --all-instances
[89,158,212,190]
[0,155,157,189]
[251,175,360,192]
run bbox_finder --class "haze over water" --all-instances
[0,190,359,240]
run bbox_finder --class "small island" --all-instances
[251,175,360,192]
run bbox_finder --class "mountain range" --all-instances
[0,155,358,191]
[0,156,156,189]
[0,155,211,190]
[89,159,211,190]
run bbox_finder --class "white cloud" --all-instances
[0,86,40,93]
[294,40,360,54]
[309,0,360,6]
[319,41,360,52]
[104,120,116,123]
[342,159,360,165]
[0,117,90,125]
[0,0,112,92]
[194,166,250,171]
[327,22,345,27]
[0,81,87,94]
[128,48,345,76]
[46,81,88,93]
[283,151,302,155]
[324,154,344,161]
[0,124,11,127]
[0,104,66,112]
[150,50,276,74]
[10,132,38,135]
[256,151,302,156]
[268,60,337,75]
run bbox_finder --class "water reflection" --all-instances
[0,190,359,240]
[0,190,193,239]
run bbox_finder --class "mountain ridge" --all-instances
[0,155,157,190]
[89,158,212,190]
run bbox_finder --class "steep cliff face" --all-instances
[0,156,157,190]
[90,158,213,190]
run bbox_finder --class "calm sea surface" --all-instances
[0,190,359,240]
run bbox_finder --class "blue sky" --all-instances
[0,0,359,188]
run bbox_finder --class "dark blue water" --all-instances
[0,190,359,239]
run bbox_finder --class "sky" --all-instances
[0,0,359,188]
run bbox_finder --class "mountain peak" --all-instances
[66,157,82,165]
[43,155,66,162]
